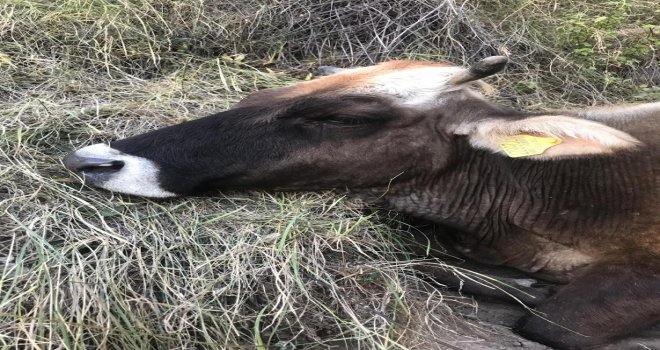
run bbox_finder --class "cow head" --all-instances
[63,56,639,197]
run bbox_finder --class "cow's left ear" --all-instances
[452,115,641,159]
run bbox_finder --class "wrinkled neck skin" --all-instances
[356,138,657,279]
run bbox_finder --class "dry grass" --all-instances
[1,55,474,348]
[0,0,657,349]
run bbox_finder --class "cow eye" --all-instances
[318,116,378,126]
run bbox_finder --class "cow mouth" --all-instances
[63,154,125,173]
[62,143,177,198]
[62,153,123,186]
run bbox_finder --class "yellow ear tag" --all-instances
[499,134,562,158]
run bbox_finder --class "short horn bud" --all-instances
[448,55,508,85]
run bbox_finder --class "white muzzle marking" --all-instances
[71,143,177,198]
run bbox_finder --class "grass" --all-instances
[2,59,473,348]
[0,3,472,346]
[0,0,657,349]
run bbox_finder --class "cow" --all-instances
[63,56,660,349]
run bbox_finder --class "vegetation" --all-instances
[478,0,659,103]
[0,0,657,349]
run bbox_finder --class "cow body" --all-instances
[63,57,660,349]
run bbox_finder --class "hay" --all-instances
[0,0,657,348]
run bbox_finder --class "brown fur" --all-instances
[235,60,455,109]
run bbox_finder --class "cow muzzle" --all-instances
[62,143,177,198]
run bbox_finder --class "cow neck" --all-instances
[383,143,652,246]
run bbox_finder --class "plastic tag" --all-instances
[499,134,562,158]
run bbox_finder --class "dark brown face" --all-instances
[62,59,485,197]
[62,92,458,197]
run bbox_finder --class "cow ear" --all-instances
[452,115,641,159]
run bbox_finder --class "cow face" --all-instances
[63,56,639,197]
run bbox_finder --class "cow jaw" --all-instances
[64,143,177,198]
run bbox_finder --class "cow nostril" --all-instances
[78,160,124,173]
[63,153,125,173]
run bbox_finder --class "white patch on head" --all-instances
[73,143,177,197]
[366,66,465,106]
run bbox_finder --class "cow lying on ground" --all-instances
[63,56,660,349]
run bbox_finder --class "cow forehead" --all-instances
[313,60,463,100]
[237,60,466,108]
